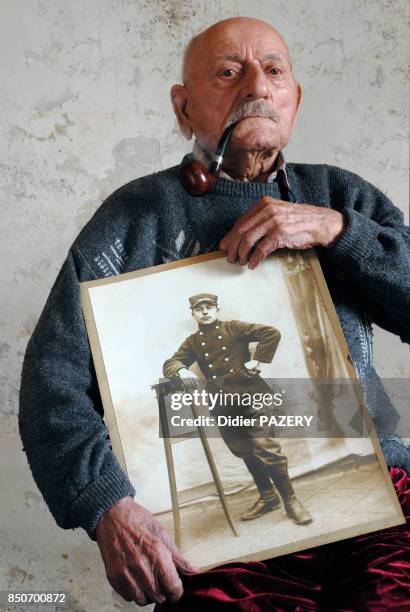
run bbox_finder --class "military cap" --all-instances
[189,293,218,308]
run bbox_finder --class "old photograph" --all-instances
[81,251,403,569]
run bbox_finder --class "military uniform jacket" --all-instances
[163,320,281,379]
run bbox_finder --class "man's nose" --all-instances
[241,64,270,100]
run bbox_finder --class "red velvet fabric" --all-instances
[156,468,410,611]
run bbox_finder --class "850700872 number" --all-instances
[4,592,67,606]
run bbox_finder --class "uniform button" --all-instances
[216,325,219,329]
[205,352,209,357]
[229,369,234,373]
[201,341,206,346]
[222,346,226,350]
[217,335,222,339]
[224,357,229,361]
[212,375,217,379]
[208,364,213,368]
[199,331,203,336]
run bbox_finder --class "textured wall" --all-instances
[1,1,408,609]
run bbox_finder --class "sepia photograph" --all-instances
[81,251,403,569]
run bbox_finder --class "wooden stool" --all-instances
[152,379,238,548]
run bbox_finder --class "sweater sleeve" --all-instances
[324,178,410,343]
[18,249,135,539]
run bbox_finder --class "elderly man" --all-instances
[19,16,409,611]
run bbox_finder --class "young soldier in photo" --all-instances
[163,293,313,525]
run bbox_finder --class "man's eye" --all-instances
[269,67,282,76]
[221,69,236,78]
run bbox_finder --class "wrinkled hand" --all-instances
[178,368,200,391]
[96,497,196,606]
[219,197,345,269]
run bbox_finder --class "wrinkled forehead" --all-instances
[212,27,287,59]
[184,21,290,80]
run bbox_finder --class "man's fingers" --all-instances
[237,222,273,265]
[108,568,149,606]
[248,235,279,269]
[173,550,198,575]
[220,198,338,266]
[180,378,193,391]
[132,584,150,607]
[181,378,198,392]
[96,501,190,606]
[131,556,167,605]
[163,534,198,574]
[221,231,242,263]
[221,204,277,244]
[156,552,185,602]
[220,198,284,263]
[133,546,185,604]
[219,198,282,252]
[232,203,279,237]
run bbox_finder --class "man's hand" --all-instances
[178,368,200,391]
[219,197,345,269]
[244,359,260,372]
[96,497,196,606]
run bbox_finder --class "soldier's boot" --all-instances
[240,488,281,521]
[268,465,313,526]
[283,496,313,525]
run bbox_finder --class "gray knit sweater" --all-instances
[19,160,410,539]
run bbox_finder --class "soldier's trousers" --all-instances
[210,376,288,494]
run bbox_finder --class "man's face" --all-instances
[191,302,219,325]
[172,18,302,154]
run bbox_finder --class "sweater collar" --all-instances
[180,158,293,202]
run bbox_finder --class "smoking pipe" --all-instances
[180,122,239,196]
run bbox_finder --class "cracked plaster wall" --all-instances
[0,1,408,610]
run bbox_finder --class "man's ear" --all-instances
[291,83,303,129]
[170,84,193,141]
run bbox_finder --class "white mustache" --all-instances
[225,100,280,127]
